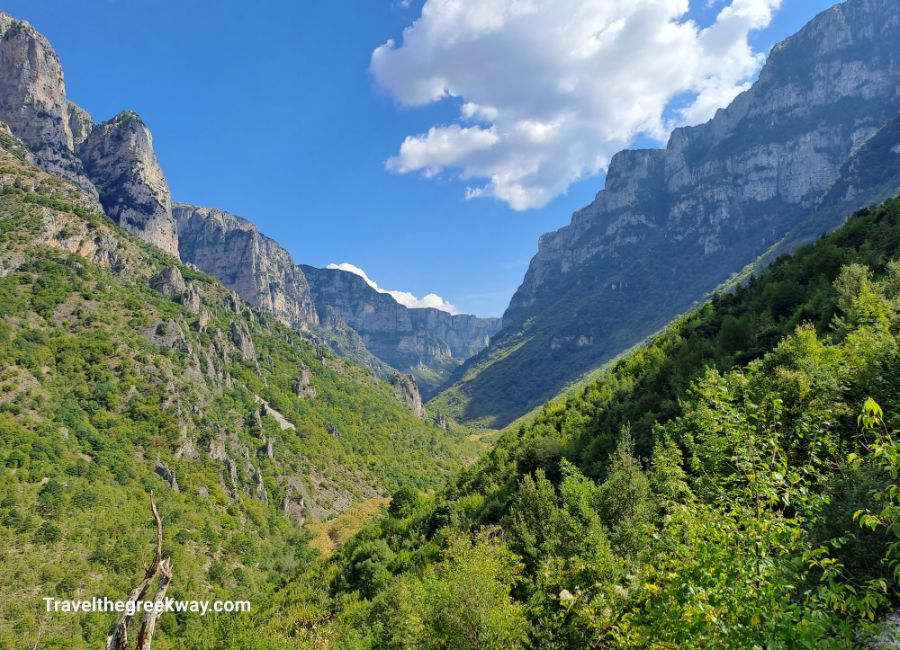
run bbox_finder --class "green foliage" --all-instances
[0,149,476,648]
[279,196,900,648]
[595,436,652,556]
[419,532,527,649]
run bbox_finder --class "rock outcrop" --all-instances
[149,266,205,317]
[293,363,317,399]
[0,13,99,205]
[78,111,179,258]
[67,101,92,148]
[153,457,179,492]
[230,321,256,361]
[301,265,501,396]
[149,266,186,299]
[437,0,900,427]
[173,204,318,329]
[281,478,307,525]
[389,373,426,419]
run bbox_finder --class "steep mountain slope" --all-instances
[241,196,900,649]
[0,134,477,647]
[302,264,500,396]
[432,0,900,428]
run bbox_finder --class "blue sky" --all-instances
[4,0,836,316]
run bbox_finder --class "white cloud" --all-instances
[326,263,460,314]
[372,0,780,210]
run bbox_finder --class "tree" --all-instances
[422,531,527,650]
[596,436,652,555]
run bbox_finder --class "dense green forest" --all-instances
[202,197,900,648]
[0,143,478,648]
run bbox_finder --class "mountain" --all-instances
[170,201,499,396]
[0,120,480,647]
[0,11,497,398]
[0,15,179,257]
[0,13,99,206]
[301,264,501,396]
[431,0,900,428]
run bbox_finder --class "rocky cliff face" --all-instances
[390,373,426,419]
[435,0,900,427]
[78,111,179,258]
[0,13,99,205]
[173,203,319,330]
[0,11,182,257]
[301,265,501,396]
[67,101,92,148]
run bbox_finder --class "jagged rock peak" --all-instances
[67,101,93,148]
[0,12,100,204]
[173,203,319,329]
[0,13,72,151]
[78,110,179,258]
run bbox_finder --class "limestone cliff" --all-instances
[173,203,318,330]
[0,12,99,205]
[0,11,181,256]
[78,111,179,258]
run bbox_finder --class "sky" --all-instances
[4,0,837,316]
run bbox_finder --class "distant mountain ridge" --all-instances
[431,0,900,427]
[0,11,498,398]
[301,264,500,396]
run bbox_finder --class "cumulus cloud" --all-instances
[326,263,460,314]
[372,0,781,210]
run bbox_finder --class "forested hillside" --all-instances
[224,197,900,648]
[0,135,477,648]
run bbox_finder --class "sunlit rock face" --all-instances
[173,203,319,329]
[0,12,99,205]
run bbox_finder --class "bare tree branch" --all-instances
[105,492,172,650]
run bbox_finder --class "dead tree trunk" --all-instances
[105,492,172,650]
